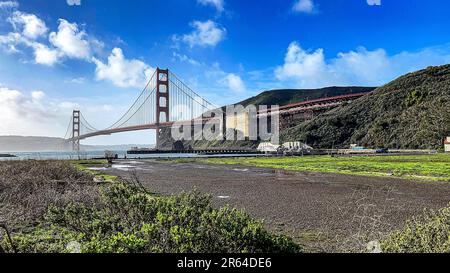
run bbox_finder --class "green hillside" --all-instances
[282,64,450,150]
[237,86,375,107]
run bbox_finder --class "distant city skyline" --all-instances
[1,0,450,145]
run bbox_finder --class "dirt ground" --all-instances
[102,159,450,252]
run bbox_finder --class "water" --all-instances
[1,150,197,160]
[0,151,263,161]
[2,151,109,160]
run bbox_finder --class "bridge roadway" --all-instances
[70,92,369,141]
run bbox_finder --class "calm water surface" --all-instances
[0,151,262,161]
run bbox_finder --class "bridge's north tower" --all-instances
[155,68,169,150]
[72,110,80,152]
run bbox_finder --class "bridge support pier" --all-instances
[72,110,80,152]
[155,126,161,151]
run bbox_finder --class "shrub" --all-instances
[381,206,450,253]
[0,161,99,230]
[3,181,301,253]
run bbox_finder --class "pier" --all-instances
[127,148,263,155]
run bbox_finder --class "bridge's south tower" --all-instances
[156,68,169,150]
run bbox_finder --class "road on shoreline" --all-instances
[103,159,450,251]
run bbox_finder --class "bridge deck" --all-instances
[69,92,370,141]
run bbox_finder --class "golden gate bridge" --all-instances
[64,68,370,151]
[64,68,218,151]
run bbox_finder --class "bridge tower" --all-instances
[72,110,80,152]
[155,68,169,150]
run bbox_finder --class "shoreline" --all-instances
[0,154,16,158]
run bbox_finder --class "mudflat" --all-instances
[103,159,450,251]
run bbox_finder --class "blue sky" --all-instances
[1,0,450,145]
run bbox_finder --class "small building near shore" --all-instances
[257,142,280,152]
[445,137,450,153]
[283,142,313,152]
[350,144,365,150]
[283,142,302,150]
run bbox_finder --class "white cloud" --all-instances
[66,0,81,6]
[222,73,246,93]
[65,77,85,84]
[275,41,450,88]
[180,62,253,104]
[9,11,48,39]
[182,20,226,48]
[92,47,154,88]
[331,47,392,85]
[172,52,200,66]
[292,0,316,14]
[197,0,224,12]
[33,43,59,66]
[0,84,153,142]
[0,1,18,9]
[0,32,60,65]
[276,42,328,87]
[0,8,155,90]
[0,86,120,139]
[58,101,79,109]
[1,15,94,65]
[31,90,45,101]
[0,11,60,65]
[367,0,381,6]
[101,104,113,111]
[49,19,91,60]
[0,86,65,136]
[0,32,24,50]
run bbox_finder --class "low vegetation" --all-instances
[0,160,100,231]
[0,160,300,253]
[381,205,450,253]
[4,159,450,253]
[174,154,450,182]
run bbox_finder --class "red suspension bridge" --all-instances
[64,68,370,151]
[65,68,218,151]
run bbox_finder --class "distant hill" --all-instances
[282,64,450,149]
[237,86,376,107]
[0,136,153,152]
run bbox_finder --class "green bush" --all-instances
[3,182,301,253]
[381,206,450,253]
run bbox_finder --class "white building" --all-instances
[445,137,450,153]
[283,142,313,151]
[257,142,280,152]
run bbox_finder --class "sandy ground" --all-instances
[102,159,450,251]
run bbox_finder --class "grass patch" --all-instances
[70,159,117,182]
[168,154,450,182]
[69,159,108,165]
